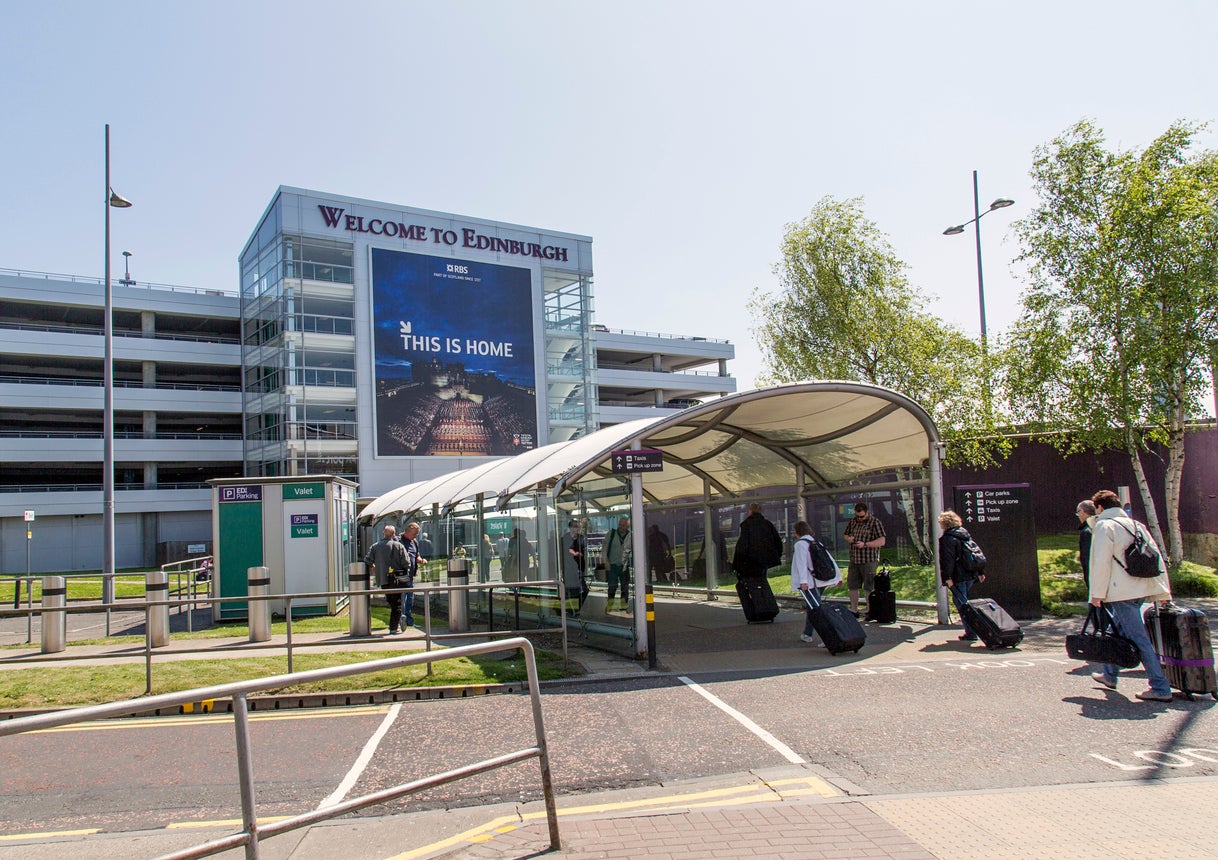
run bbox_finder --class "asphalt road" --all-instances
[2,652,1216,839]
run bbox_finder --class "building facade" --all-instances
[0,189,736,572]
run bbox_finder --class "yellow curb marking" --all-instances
[388,776,839,859]
[0,828,100,841]
[25,704,390,734]
[167,817,291,829]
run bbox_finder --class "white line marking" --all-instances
[319,702,402,809]
[678,676,805,764]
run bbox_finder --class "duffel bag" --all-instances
[1065,606,1140,668]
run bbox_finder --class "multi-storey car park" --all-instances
[0,188,735,573]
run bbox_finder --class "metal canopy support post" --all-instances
[930,442,949,624]
[703,479,716,594]
[630,439,647,660]
[795,465,806,522]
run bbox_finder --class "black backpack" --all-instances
[806,537,838,582]
[1114,519,1161,578]
[955,531,987,573]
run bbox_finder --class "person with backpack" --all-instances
[1087,489,1173,702]
[937,510,987,641]
[791,520,842,645]
[732,503,783,579]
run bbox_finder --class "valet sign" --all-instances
[290,514,319,539]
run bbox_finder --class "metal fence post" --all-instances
[40,575,66,654]
[447,558,469,632]
[248,566,270,643]
[146,568,170,647]
[349,562,370,637]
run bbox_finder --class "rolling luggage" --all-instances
[866,566,897,624]
[801,588,866,655]
[1145,603,1217,701]
[736,577,779,623]
[953,587,1022,650]
[866,589,897,624]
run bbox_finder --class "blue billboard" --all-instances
[370,248,537,457]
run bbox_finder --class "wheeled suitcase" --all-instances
[736,577,779,623]
[1145,603,1217,700]
[954,588,1022,650]
[866,589,897,624]
[801,589,866,655]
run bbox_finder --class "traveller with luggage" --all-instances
[938,509,1021,649]
[790,520,842,645]
[732,503,784,623]
[1087,489,1174,702]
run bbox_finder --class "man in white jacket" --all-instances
[791,520,841,645]
[1087,489,1173,702]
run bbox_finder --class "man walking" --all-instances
[364,524,409,635]
[1087,490,1173,702]
[604,517,632,611]
[398,521,426,629]
[732,503,783,580]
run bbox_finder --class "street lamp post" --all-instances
[942,170,1014,359]
[103,124,133,608]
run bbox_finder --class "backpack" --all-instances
[955,531,987,573]
[1114,519,1161,578]
[806,537,839,582]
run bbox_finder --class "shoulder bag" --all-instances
[1065,606,1141,668]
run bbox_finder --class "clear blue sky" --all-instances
[3,1,1215,391]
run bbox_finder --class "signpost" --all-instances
[952,484,1040,619]
[610,449,664,474]
[19,510,34,607]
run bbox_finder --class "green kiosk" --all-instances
[209,476,359,621]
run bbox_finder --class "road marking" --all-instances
[387,776,837,859]
[24,705,390,734]
[0,828,100,841]
[319,702,402,809]
[678,675,805,764]
[166,817,291,829]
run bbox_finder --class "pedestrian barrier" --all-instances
[0,638,562,860]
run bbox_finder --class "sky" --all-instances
[2,1,1216,392]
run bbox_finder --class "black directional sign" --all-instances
[610,448,664,474]
[952,483,1040,620]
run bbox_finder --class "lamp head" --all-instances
[122,251,132,259]
[109,189,133,208]
[942,225,965,236]
[989,197,1014,210]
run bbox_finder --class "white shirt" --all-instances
[791,534,842,591]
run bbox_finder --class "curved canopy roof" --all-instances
[359,381,940,523]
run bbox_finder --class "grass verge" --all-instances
[0,647,575,710]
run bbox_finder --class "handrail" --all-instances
[0,638,561,859]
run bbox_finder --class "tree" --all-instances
[1006,119,1218,565]
[750,197,1008,560]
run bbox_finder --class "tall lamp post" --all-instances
[942,170,1014,359]
[104,124,133,607]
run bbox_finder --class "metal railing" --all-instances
[0,638,561,859]
[0,576,570,694]
[0,265,234,296]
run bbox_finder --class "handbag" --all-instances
[658,552,676,575]
[1065,606,1141,668]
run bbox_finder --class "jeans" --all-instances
[950,580,976,637]
[1097,599,1171,695]
[607,563,630,601]
[802,586,823,638]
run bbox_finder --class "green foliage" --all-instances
[749,195,1011,468]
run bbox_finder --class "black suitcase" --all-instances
[736,577,779,623]
[1145,603,1217,700]
[866,589,897,624]
[801,589,866,655]
[954,588,1022,650]
[874,568,891,593]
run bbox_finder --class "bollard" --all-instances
[447,557,470,633]
[248,566,271,643]
[145,569,170,647]
[349,562,371,637]
[40,576,66,654]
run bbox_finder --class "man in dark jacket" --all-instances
[364,524,410,635]
[1076,499,1096,587]
[732,503,783,579]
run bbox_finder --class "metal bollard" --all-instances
[248,566,271,643]
[40,576,66,654]
[145,569,170,647]
[447,558,469,633]
[349,562,371,637]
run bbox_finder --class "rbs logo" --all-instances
[446,264,469,274]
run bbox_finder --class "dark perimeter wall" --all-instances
[942,426,1218,565]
